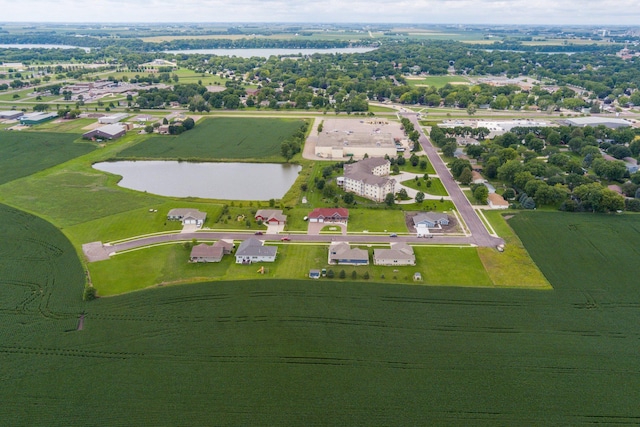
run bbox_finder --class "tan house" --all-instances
[373,243,415,266]
[487,193,509,209]
[255,209,287,225]
[190,244,224,263]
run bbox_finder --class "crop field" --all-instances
[0,131,95,185]
[116,117,307,161]
[2,204,640,424]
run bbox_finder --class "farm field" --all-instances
[116,117,308,161]
[0,131,95,185]
[2,204,640,425]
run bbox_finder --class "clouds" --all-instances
[0,0,638,25]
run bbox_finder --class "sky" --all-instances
[0,0,639,26]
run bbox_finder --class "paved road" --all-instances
[401,113,504,248]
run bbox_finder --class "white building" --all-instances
[343,157,395,202]
[99,113,129,124]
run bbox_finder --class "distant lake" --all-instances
[93,160,302,200]
[0,44,91,52]
[164,47,376,57]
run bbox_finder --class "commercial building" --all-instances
[0,110,24,120]
[19,112,58,126]
[98,113,129,124]
[314,119,404,159]
[343,157,395,202]
[82,124,127,140]
[564,117,633,129]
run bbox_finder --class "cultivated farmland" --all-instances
[2,204,640,424]
[116,117,308,161]
[0,131,95,185]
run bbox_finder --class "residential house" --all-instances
[343,157,396,202]
[373,242,416,266]
[412,212,450,237]
[235,238,277,264]
[255,209,287,225]
[308,208,349,223]
[190,244,224,263]
[471,170,486,184]
[328,242,369,265]
[487,193,509,209]
[213,239,235,255]
[167,209,207,227]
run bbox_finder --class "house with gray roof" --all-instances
[328,242,369,265]
[235,238,277,264]
[167,209,207,227]
[373,242,416,266]
[412,212,450,236]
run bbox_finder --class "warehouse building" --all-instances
[98,113,129,124]
[82,124,127,141]
[564,117,633,129]
[19,112,58,126]
[0,110,24,120]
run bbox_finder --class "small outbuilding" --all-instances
[309,269,321,279]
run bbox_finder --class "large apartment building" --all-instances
[342,157,395,202]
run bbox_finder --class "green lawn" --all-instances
[0,130,95,185]
[34,118,97,133]
[347,209,408,232]
[89,240,493,296]
[400,177,448,196]
[406,75,469,88]
[116,117,308,161]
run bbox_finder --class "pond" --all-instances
[93,161,302,200]
[164,47,376,58]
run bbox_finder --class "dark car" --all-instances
[255,231,264,235]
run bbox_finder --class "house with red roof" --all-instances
[308,208,349,223]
